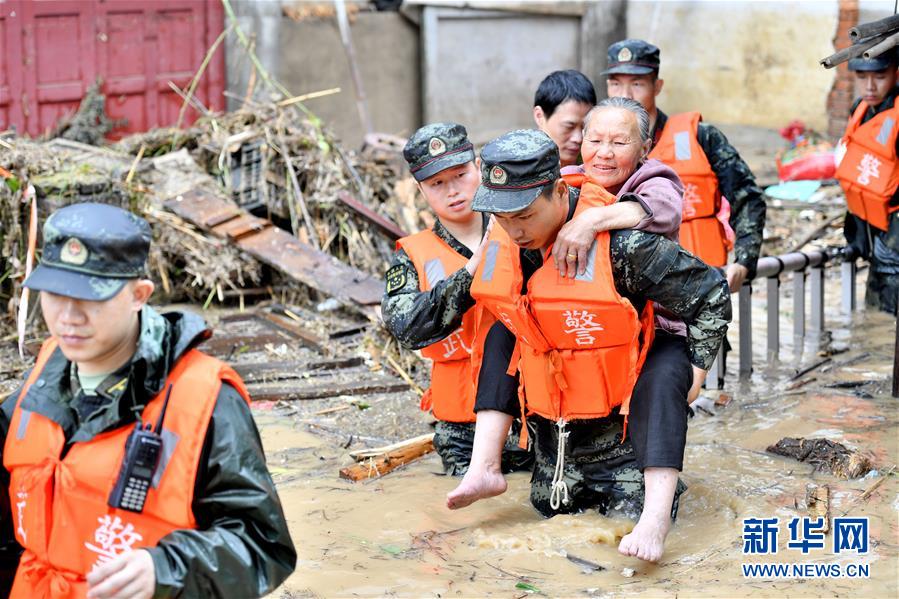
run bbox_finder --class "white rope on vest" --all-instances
[549,418,570,511]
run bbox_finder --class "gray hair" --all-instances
[583,97,651,142]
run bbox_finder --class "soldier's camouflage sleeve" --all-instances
[610,229,732,370]
[698,123,767,279]
[381,248,475,350]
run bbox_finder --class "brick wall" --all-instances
[827,0,859,139]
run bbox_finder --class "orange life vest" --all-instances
[470,180,654,423]
[649,111,729,266]
[835,100,899,232]
[395,230,494,423]
[3,338,250,599]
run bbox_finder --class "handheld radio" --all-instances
[108,384,173,513]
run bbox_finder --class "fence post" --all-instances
[841,259,857,314]
[809,265,825,333]
[707,348,723,390]
[739,283,752,378]
[767,275,780,360]
[793,269,806,341]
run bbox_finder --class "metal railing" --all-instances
[706,246,856,388]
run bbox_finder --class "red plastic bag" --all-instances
[776,150,836,181]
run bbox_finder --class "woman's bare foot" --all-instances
[617,512,671,563]
[446,467,507,510]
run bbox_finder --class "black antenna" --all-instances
[154,383,173,433]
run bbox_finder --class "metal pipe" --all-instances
[739,283,752,378]
[754,251,825,279]
[707,348,723,390]
[767,276,780,360]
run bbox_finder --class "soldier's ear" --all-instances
[654,78,664,97]
[131,279,155,309]
[533,106,547,128]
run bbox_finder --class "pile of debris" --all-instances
[0,92,434,323]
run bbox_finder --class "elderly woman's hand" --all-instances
[552,212,599,278]
[552,203,648,278]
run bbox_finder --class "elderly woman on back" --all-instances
[552,96,684,275]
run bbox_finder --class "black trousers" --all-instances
[475,321,692,472]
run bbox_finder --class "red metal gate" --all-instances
[0,0,225,139]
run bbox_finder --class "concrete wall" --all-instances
[421,8,581,144]
[226,1,421,146]
[627,0,839,131]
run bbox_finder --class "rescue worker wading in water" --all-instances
[382,122,532,475]
[836,45,899,314]
[0,203,296,598]
[447,125,730,563]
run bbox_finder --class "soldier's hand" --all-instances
[552,213,597,278]
[725,263,749,293]
[687,366,707,405]
[86,549,155,599]
[465,217,495,276]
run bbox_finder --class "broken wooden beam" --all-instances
[766,437,873,479]
[246,377,409,401]
[164,189,384,309]
[340,433,435,481]
[338,191,409,241]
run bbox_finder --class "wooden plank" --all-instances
[258,311,327,353]
[246,378,409,401]
[164,190,383,307]
[200,331,295,355]
[340,434,435,481]
[337,191,408,241]
[233,357,364,382]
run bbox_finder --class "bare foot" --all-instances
[446,467,507,510]
[617,513,671,563]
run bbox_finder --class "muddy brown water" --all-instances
[261,275,898,598]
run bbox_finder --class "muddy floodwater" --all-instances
[260,277,898,598]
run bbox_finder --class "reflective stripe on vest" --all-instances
[4,338,250,598]
[471,180,654,422]
[835,101,899,232]
[395,230,494,422]
[649,111,729,266]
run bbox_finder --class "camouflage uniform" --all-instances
[381,122,534,475]
[471,129,731,518]
[843,88,899,315]
[652,111,767,280]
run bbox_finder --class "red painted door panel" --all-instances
[0,0,224,139]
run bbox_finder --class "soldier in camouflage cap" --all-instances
[3,203,297,596]
[24,202,151,301]
[448,128,731,564]
[383,122,533,476]
[604,38,767,296]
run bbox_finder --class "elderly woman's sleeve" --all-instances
[618,168,684,237]
[610,230,731,369]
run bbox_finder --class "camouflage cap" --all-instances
[471,129,560,213]
[848,44,898,72]
[24,202,151,301]
[403,122,475,182]
[603,39,660,76]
